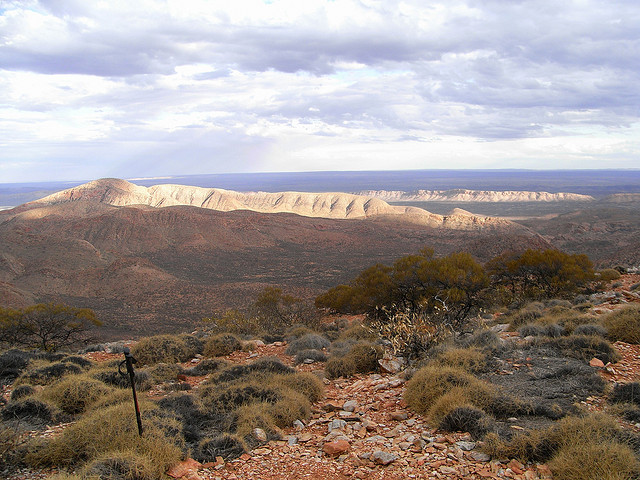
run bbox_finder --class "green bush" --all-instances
[131,335,191,366]
[203,333,242,357]
[602,305,640,344]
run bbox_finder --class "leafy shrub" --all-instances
[440,406,491,439]
[324,356,356,379]
[26,402,182,474]
[196,434,246,462]
[602,305,640,344]
[41,374,114,414]
[10,384,35,401]
[183,358,229,376]
[404,366,494,417]
[294,349,327,365]
[2,398,60,425]
[285,333,330,355]
[609,383,640,406]
[203,333,242,357]
[131,335,191,366]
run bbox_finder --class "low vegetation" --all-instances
[1,247,637,479]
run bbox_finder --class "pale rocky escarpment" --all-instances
[20,178,522,231]
[356,189,595,202]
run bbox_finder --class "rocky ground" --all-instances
[3,276,640,480]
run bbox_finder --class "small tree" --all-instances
[486,249,595,301]
[250,287,319,334]
[0,303,102,351]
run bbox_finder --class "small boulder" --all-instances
[372,451,398,465]
[323,440,350,456]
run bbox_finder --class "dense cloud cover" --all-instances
[1,0,639,181]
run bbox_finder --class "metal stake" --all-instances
[119,346,143,436]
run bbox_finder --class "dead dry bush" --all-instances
[81,450,157,480]
[196,434,246,462]
[2,397,61,426]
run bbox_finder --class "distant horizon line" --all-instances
[3,167,640,187]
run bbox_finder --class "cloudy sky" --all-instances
[1,0,639,183]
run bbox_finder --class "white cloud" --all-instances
[0,0,639,181]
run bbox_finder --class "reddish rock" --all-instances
[167,458,202,479]
[589,357,605,368]
[323,439,350,455]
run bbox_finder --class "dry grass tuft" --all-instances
[603,305,640,344]
[40,374,114,414]
[131,335,191,366]
[404,365,495,418]
[203,333,242,357]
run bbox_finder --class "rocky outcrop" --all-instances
[356,189,595,202]
[20,178,518,231]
